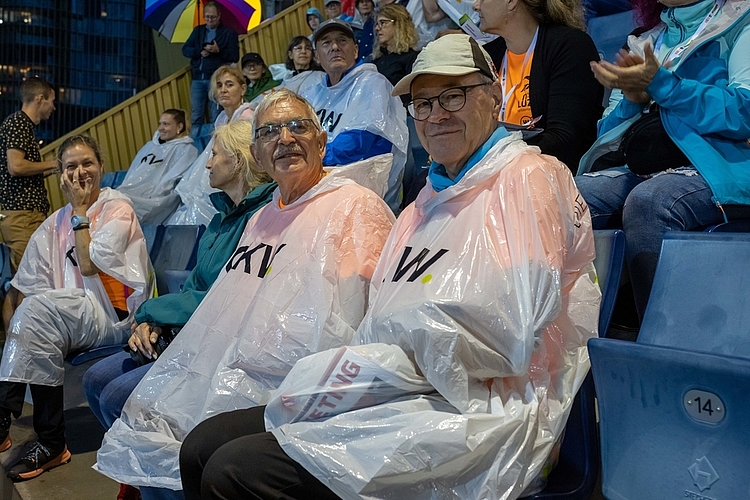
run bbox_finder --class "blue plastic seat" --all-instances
[523,230,625,499]
[589,232,750,499]
[100,171,117,188]
[150,224,205,296]
[112,169,128,189]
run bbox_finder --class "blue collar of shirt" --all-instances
[325,59,363,87]
[428,126,509,192]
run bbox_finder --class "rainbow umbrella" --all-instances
[144,0,262,43]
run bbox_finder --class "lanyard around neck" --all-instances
[655,0,725,66]
[500,27,539,122]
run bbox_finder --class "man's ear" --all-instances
[488,80,502,121]
[318,129,328,157]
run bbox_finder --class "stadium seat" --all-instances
[592,229,625,337]
[149,224,205,296]
[113,169,128,188]
[523,230,623,499]
[99,171,117,188]
[164,269,192,293]
[589,232,750,499]
[587,10,637,105]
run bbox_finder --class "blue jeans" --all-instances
[189,79,219,133]
[576,167,726,319]
[82,351,152,429]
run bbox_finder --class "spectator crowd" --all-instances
[0,0,749,499]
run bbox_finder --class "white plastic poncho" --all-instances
[166,103,254,226]
[94,156,396,490]
[265,134,601,500]
[0,188,152,386]
[248,70,327,110]
[300,64,408,212]
[117,132,198,225]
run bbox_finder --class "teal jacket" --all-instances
[578,0,750,206]
[134,182,277,327]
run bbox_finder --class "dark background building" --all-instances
[0,0,160,145]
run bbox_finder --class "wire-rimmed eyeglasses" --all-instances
[253,118,318,143]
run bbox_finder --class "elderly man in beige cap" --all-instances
[179,34,600,500]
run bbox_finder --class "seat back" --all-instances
[100,171,117,188]
[638,232,750,356]
[587,10,637,105]
[149,224,205,296]
[592,229,625,337]
[589,339,750,500]
[524,373,599,500]
[112,169,128,189]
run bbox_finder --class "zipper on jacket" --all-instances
[712,196,729,223]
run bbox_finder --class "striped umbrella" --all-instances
[144,0,262,43]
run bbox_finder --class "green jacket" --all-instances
[134,182,277,327]
[244,70,280,103]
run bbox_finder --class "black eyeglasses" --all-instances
[254,118,318,143]
[407,83,490,121]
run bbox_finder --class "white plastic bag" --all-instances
[95,157,395,490]
[269,134,600,500]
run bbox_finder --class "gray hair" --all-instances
[251,89,322,133]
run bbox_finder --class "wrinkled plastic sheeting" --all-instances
[117,132,199,225]
[267,134,601,500]
[247,70,326,110]
[167,103,254,226]
[0,189,152,386]
[95,157,396,489]
[300,63,408,211]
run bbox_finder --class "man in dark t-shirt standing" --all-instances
[0,77,59,273]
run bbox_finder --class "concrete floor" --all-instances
[0,359,119,500]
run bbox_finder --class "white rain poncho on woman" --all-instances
[0,188,152,386]
[265,134,600,500]
[300,64,408,212]
[166,103,253,226]
[95,156,396,490]
[117,132,198,225]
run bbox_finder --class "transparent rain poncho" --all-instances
[166,103,254,226]
[0,188,153,386]
[94,156,396,489]
[265,134,601,500]
[117,132,198,225]
[300,63,408,211]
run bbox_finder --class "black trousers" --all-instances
[180,406,340,500]
[0,381,66,450]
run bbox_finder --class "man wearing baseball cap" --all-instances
[297,18,407,212]
[181,34,598,500]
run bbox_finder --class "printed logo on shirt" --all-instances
[225,242,286,278]
[387,246,449,283]
[139,153,164,167]
[317,109,342,134]
[573,193,587,229]
[66,246,78,267]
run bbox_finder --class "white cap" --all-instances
[392,34,497,96]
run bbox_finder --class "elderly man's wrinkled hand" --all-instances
[128,322,162,360]
[60,166,94,211]
[590,43,660,103]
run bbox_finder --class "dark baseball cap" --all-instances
[312,18,355,46]
[241,52,265,67]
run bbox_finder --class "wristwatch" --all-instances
[71,214,90,231]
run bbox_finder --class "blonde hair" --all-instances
[521,0,585,31]
[372,4,418,59]
[212,120,272,193]
[209,65,246,103]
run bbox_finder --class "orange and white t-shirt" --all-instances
[503,49,534,126]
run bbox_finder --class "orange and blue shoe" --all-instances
[6,441,71,481]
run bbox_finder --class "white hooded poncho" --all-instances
[0,188,152,386]
[94,157,396,490]
[117,132,198,225]
[264,134,600,500]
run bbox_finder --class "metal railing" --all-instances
[40,0,322,211]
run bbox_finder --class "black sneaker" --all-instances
[0,414,10,453]
[6,441,71,481]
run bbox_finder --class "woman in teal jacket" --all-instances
[83,121,276,437]
[576,0,750,320]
